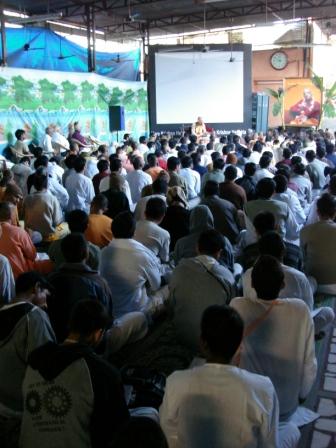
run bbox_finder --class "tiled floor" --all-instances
[300,311,336,448]
[309,328,336,447]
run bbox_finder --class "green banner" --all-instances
[0,67,148,150]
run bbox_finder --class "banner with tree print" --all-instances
[0,67,148,151]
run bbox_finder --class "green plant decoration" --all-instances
[265,87,285,128]
[311,72,336,127]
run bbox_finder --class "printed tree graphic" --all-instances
[97,83,110,109]
[110,87,124,105]
[4,120,14,145]
[12,76,36,109]
[30,123,39,145]
[123,89,137,111]
[38,79,61,110]
[61,80,79,110]
[0,77,11,109]
[80,81,95,109]
[136,88,148,112]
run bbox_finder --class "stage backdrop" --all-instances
[283,78,322,127]
[0,67,148,151]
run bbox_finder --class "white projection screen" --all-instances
[148,45,252,132]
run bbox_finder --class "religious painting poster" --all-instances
[283,77,322,127]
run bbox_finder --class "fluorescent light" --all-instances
[47,20,105,35]
[5,22,23,28]
[3,10,29,18]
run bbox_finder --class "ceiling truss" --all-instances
[3,0,336,39]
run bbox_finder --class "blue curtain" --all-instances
[0,27,140,81]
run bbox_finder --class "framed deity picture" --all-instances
[283,78,322,127]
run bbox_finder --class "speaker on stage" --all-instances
[252,93,269,134]
[109,106,125,132]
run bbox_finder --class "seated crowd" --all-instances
[1,122,336,447]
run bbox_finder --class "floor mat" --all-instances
[108,318,193,376]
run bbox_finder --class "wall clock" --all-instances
[270,51,288,70]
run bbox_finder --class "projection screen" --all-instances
[148,44,252,133]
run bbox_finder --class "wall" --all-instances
[252,48,306,128]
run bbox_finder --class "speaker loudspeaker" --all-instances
[109,106,125,132]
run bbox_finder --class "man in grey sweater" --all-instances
[170,229,235,353]
[0,272,55,448]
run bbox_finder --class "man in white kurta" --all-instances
[42,126,54,155]
[100,212,169,318]
[126,156,152,204]
[65,156,95,214]
[242,231,334,334]
[231,255,317,423]
[180,156,201,200]
[160,304,300,448]
[134,197,170,264]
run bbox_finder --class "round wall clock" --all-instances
[270,51,288,70]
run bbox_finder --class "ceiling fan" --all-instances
[57,36,75,60]
[124,0,147,23]
[109,0,146,24]
[111,53,134,63]
[23,42,45,52]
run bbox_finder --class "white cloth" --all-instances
[242,264,314,310]
[229,164,243,179]
[84,158,99,179]
[290,175,312,210]
[241,264,335,334]
[160,363,299,448]
[249,151,262,165]
[231,296,317,420]
[99,175,133,210]
[139,143,149,155]
[180,168,200,199]
[52,131,69,150]
[65,171,95,213]
[42,134,53,154]
[0,255,15,304]
[244,199,300,242]
[253,168,274,183]
[166,149,178,160]
[100,238,163,318]
[134,220,170,263]
[272,145,283,164]
[273,190,306,227]
[201,152,212,167]
[105,312,148,355]
[134,194,167,222]
[306,196,319,225]
[49,162,64,185]
[31,176,69,211]
[126,170,152,204]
